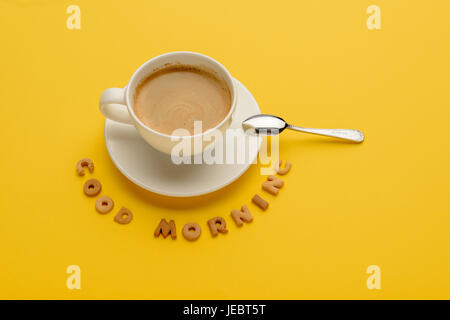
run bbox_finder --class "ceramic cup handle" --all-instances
[99,88,134,124]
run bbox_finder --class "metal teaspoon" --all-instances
[242,114,364,142]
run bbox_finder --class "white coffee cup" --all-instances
[99,51,237,155]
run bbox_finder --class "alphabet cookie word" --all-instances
[76,158,292,238]
[152,160,291,241]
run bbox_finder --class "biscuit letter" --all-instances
[182,222,201,241]
[83,179,102,197]
[76,158,94,176]
[252,194,269,211]
[95,196,114,214]
[207,217,228,237]
[262,175,284,195]
[154,219,177,239]
[114,207,133,225]
[231,205,253,227]
[275,160,292,175]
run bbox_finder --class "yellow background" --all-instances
[1,0,449,299]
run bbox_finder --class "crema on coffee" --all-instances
[134,65,231,136]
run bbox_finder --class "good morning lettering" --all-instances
[76,158,291,240]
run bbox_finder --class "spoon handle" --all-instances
[287,125,364,142]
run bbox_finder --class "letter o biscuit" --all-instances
[95,196,114,214]
[182,222,201,241]
[83,179,102,197]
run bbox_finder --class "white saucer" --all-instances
[105,78,262,197]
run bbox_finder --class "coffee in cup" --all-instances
[133,65,231,136]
